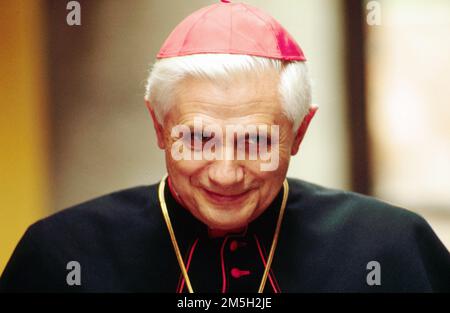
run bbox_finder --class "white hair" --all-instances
[145,54,312,131]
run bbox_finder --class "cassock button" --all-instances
[229,240,247,252]
[229,240,239,252]
[231,268,251,279]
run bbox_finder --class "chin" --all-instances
[209,218,246,230]
[202,208,252,231]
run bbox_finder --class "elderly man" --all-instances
[1,1,449,293]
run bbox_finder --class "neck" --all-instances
[207,226,247,238]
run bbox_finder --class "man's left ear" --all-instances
[291,106,318,155]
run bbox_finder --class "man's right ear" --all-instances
[145,100,165,149]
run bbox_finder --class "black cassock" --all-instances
[1,178,449,292]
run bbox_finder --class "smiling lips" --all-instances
[202,188,251,203]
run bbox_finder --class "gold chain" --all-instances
[158,174,289,293]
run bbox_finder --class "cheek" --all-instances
[165,151,207,178]
[243,157,289,185]
[243,140,292,172]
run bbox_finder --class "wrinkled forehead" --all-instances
[166,70,286,124]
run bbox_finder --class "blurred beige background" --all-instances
[1,0,449,272]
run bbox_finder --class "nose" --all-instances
[208,159,244,187]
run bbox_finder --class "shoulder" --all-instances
[21,183,164,260]
[286,177,427,233]
[282,178,450,292]
[32,184,159,233]
[284,177,442,263]
[0,183,167,291]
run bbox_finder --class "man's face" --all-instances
[152,69,306,231]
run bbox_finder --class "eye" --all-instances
[192,132,203,142]
[188,131,212,150]
[246,134,271,145]
[261,134,271,146]
[247,134,258,145]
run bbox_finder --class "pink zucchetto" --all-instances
[157,0,306,61]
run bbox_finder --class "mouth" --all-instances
[201,187,252,204]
